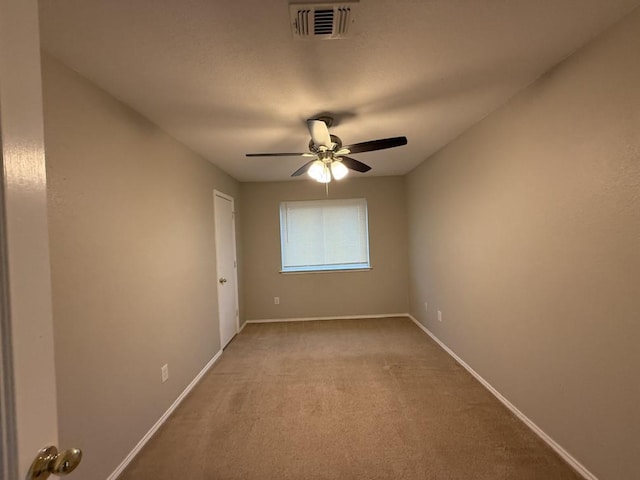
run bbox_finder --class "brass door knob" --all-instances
[28,446,82,479]
[219,277,228,284]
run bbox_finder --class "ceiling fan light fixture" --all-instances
[330,160,348,180]
[318,167,332,183]
[308,160,331,183]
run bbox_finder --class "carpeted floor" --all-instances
[119,317,582,480]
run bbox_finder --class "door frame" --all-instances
[213,190,240,348]
[0,191,16,480]
[0,0,59,477]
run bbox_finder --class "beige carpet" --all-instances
[119,317,582,480]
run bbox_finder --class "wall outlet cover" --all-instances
[161,364,169,383]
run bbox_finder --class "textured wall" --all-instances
[42,54,240,480]
[406,9,640,480]
[241,177,409,320]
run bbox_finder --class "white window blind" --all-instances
[280,198,370,272]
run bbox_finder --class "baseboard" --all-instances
[106,349,223,480]
[246,313,410,324]
[238,320,248,333]
[406,315,597,480]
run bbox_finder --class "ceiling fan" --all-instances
[246,117,407,183]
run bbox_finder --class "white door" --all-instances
[214,191,239,348]
[0,1,80,479]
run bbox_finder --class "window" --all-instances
[279,198,370,273]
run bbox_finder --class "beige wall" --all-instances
[406,9,640,480]
[42,54,241,480]
[241,177,409,320]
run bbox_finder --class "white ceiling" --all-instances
[38,0,639,182]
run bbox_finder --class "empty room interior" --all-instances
[1,1,639,480]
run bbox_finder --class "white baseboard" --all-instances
[406,315,597,480]
[106,349,223,480]
[246,313,410,324]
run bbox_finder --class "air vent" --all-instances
[290,2,358,40]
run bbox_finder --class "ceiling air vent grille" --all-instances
[290,2,358,40]
[314,9,334,35]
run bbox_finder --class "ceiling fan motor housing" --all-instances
[309,134,342,153]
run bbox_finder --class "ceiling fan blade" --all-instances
[340,156,371,173]
[291,160,316,177]
[245,152,313,157]
[342,136,407,154]
[307,119,332,148]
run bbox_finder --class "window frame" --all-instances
[279,198,371,274]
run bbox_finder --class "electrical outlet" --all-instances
[274,296,280,305]
[424,302,428,313]
[437,310,443,322]
[161,364,169,383]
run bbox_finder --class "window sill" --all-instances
[279,267,373,275]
